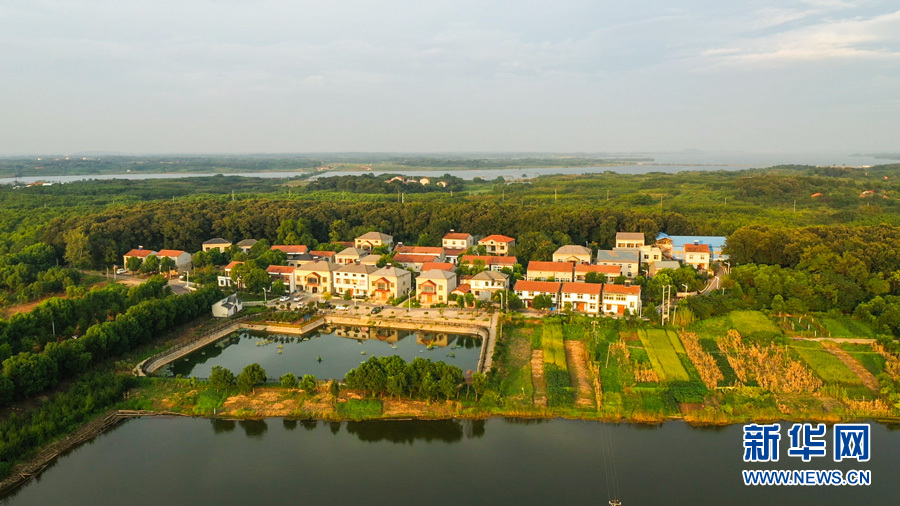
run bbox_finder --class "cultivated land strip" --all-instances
[531,350,548,407]
[824,345,879,391]
[565,340,595,408]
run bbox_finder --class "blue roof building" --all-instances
[656,233,729,262]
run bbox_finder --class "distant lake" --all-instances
[4,417,899,505]
[0,152,893,185]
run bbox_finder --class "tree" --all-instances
[584,271,605,284]
[126,256,143,273]
[63,229,92,269]
[210,366,236,391]
[471,372,488,400]
[271,279,286,296]
[417,232,433,247]
[280,373,298,388]
[236,363,267,393]
[300,374,317,391]
[438,374,458,400]
[532,294,553,310]
[159,256,176,274]
[140,255,160,273]
[329,379,340,398]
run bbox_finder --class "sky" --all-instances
[1,0,899,155]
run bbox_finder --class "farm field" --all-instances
[790,341,864,386]
[637,329,690,382]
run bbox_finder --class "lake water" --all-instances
[3,417,897,505]
[1,151,894,185]
[162,327,482,379]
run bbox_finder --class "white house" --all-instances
[334,264,378,297]
[602,284,642,316]
[212,294,243,318]
[156,249,192,271]
[514,280,561,309]
[561,283,603,314]
[469,270,509,300]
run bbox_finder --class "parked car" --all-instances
[335,304,350,311]
[370,306,382,314]
[279,295,290,302]
[293,294,303,302]
[116,268,127,275]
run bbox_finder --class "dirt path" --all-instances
[531,350,547,407]
[824,345,880,391]
[564,341,594,408]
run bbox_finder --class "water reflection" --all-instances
[345,419,485,444]
[238,419,268,439]
[210,418,236,434]
[164,326,482,380]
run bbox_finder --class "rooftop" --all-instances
[603,283,641,295]
[514,280,562,293]
[479,234,515,243]
[125,248,156,258]
[271,244,309,254]
[156,249,187,257]
[356,231,393,241]
[561,282,603,295]
[422,262,455,272]
[553,245,592,255]
[527,261,575,272]
[616,232,645,241]
[266,265,295,274]
[203,237,231,245]
[443,232,472,240]
[596,250,639,262]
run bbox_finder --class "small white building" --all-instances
[212,294,243,318]
[156,249,193,271]
[602,284,642,316]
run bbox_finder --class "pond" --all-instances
[162,326,483,379]
[4,417,898,505]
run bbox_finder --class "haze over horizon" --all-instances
[1,1,899,156]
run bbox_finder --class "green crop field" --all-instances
[728,311,781,336]
[820,316,877,339]
[791,342,863,386]
[638,329,690,381]
[541,323,568,370]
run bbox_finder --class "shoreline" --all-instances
[3,404,897,499]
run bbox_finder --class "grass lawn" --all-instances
[638,329,689,381]
[791,341,863,386]
[335,399,383,420]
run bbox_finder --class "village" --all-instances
[120,230,728,320]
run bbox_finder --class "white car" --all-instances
[115,268,127,275]
[335,304,350,311]
[293,295,303,302]
[279,295,290,302]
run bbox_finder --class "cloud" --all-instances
[701,8,900,66]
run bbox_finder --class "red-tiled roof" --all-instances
[603,283,641,295]
[310,250,336,257]
[125,249,156,258]
[514,281,561,293]
[561,282,603,295]
[452,283,471,294]
[396,246,444,255]
[393,253,437,263]
[422,262,455,272]
[460,255,516,266]
[575,264,620,274]
[272,245,308,254]
[156,249,187,257]
[266,265,295,274]
[479,234,515,243]
[224,261,244,271]
[684,243,711,253]
[443,233,471,240]
[528,261,575,273]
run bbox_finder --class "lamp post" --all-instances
[407,287,411,313]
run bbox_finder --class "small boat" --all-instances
[361,350,367,355]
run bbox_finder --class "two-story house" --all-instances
[416,270,458,306]
[333,264,378,297]
[595,250,640,278]
[294,260,338,294]
[526,261,575,282]
[601,283,642,316]
[478,235,515,256]
[561,283,603,314]
[355,232,394,252]
[469,270,509,300]
[369,266,413,302]
[552,245,592,264]
[514,280,561,309]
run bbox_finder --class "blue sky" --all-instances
[1,0,898,155]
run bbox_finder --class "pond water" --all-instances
[162,327,482,379]
[4,417,898,505]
